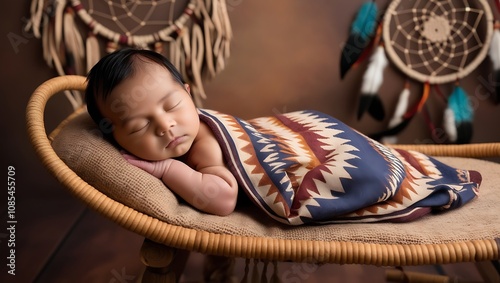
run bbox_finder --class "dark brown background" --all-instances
[1,0,499,281]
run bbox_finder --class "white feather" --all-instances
[388,87,410,128]
[489,29,500,70]
[381,86,409,145]
[443,108,457,142]
[361,45,388,95]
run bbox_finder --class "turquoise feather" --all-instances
[446,85,473,143]
[351,1,378,40]
[449,86,473,123]
[340,1,379,79]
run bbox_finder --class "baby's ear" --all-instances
[184,84,191,95]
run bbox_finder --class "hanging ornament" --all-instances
[24,0,233,109]
[339,1,379,79]
[443,85,474,144]
[352,0,494,143]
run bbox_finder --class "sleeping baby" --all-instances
[85,48,481,225]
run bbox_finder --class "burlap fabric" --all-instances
[52,112,500,245]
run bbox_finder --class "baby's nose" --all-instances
[156,116,175,136]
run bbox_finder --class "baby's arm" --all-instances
[164,161,237,216]
[123,154,237,216]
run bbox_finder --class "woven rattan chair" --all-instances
[27,75,500,282]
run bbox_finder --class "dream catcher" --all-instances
[25,0,232,108]
[340,0,497,144]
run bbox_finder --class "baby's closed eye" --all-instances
[128,121,150,134]
[163,99,182,112]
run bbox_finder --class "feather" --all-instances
[371,83,429,141]
[388,83,410,128]
[340,1,378,79]
[443,108,457,142]
[380,83,410,144]
[489,27,500,104]
[444,85,474,144]
[358,45,387,120]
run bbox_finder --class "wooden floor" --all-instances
[0,180,491,283]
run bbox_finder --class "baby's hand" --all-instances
[122,152,171,179]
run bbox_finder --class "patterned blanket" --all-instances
[199,109,482,225]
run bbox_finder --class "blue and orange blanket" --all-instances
[199,109,481,225]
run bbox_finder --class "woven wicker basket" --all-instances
[26,75,500,281]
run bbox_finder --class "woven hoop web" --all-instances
[71,0,194,47]
[383,0,493,84]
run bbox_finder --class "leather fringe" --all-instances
[24,0,233,109]
[240,259,282,283]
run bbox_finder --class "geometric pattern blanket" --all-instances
[199,109,482,225]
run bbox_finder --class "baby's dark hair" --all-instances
[85,48,185,134]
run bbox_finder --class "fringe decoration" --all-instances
[212,0,233,72]
[240,259,281,283]
[42,13,51,68]
[54,0,67,51]
[444,85,474,144]
[86,32,100,72]
[25,0,233,109]
[63,7,85,75]
[270,261,281,283]
[191,23,207,104]
[381,81,410,144]
[358,44,387,120]
[260,261,268,283]
[251,259,259,282]
[196,0,216,77]
[240,258,250,283]
[340,1,378,79]
[489,23,500,104]
[24,0,45,38]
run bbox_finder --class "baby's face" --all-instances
[99,62,200,161]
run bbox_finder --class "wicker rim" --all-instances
[26,75,500,265]
[383,0,494,84]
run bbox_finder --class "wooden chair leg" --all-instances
[139,238,190,283]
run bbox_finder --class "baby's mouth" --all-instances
[166,135,186,148]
